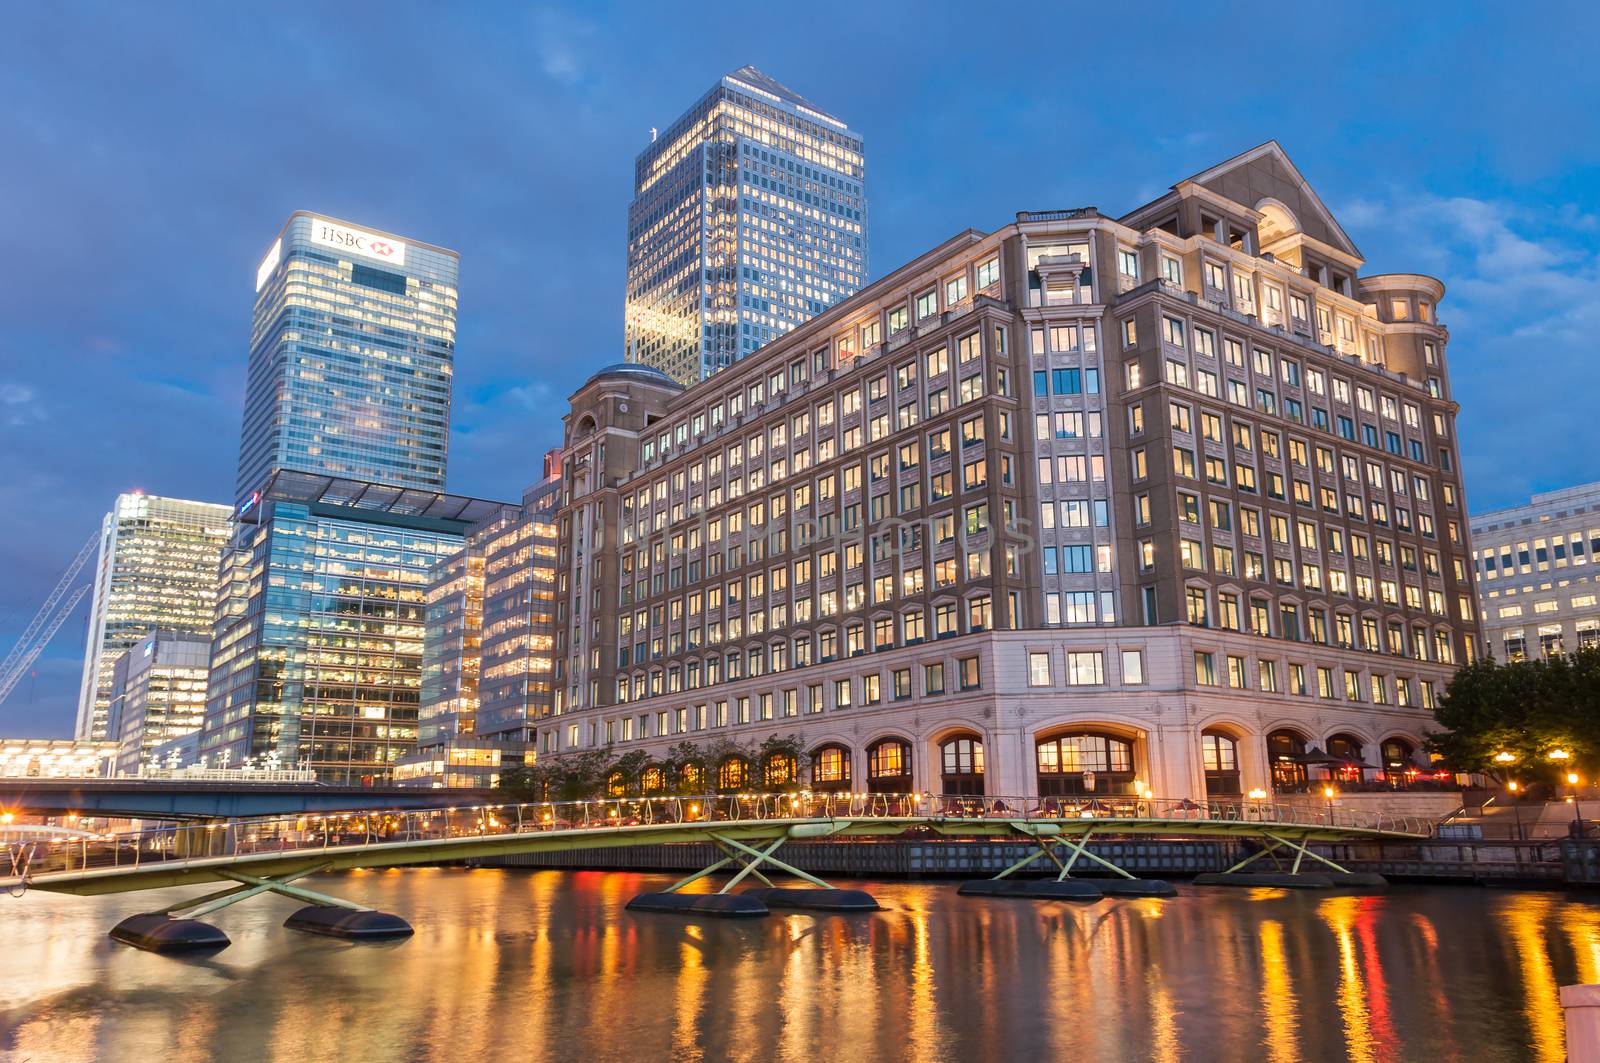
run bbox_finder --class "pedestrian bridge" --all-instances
[3,794,1430,951]
[0,777,493,819]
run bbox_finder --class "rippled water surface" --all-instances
[4,869,1599,1062]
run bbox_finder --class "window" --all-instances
[940,737,985,795]
[1035,733,1135,795]
[1066,651,1104,685]
[867,739,913,793]
[1028,651,1052,686]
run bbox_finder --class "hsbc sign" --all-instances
[306,218,407,266]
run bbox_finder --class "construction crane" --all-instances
[0,531,98,709]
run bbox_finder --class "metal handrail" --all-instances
[0,794,1428,882]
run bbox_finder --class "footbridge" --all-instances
[0,778,494,819]
[3,794,1430,951]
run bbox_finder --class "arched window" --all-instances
[1326,733,1370,783]
[718,757,749,793]
[1381,738,1417,790]
[1327,733,1364,761]
[1201,731,1241,796]
[867,738,913,793]
[606,770,627,798]
[1267,730,1307,792]
[641,766,665,795]
[679,761,705,794]
[810,745,851,791]
[940,736,985,796]
[1381,738,1415,772]
[1035,732,1135,797]
[762,751,798,789]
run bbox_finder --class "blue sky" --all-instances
[2,2,1598,736]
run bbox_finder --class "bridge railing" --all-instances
[1,794,1429,882]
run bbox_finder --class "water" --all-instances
[2,869,1598,1063]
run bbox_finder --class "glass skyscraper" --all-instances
[75,493,232,741]
[238,212,458,506]
[198,472,511,784]
[625,66,867,385]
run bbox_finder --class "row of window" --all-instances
[636,251,1002,472]
[1173,584,1461,664]
[601,653,985,739]
[608,597,1009,699]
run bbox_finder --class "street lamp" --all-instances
[1247,787,1267,819]
[1323,785,1337,824]
[1566,771,1586,837]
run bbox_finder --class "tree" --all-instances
[1428,647,1600,782]
[497,761,558,802]
[661,741,708,795]
[754,733,808,792]
[607,749,653,796]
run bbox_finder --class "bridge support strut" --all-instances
[958,827,1176,899]
[110,863,413,952]
[629,825,878,916]
[167,864,356,918]
[1193,832,1388,889]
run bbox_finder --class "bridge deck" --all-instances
[4,795,1430,897]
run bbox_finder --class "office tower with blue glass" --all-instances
[238,212,458,506]
[625,66,868,385]
[198,213,491,784]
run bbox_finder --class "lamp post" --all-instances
[1323,785,1337,825]
[1549,750,1585,837]
[1247,787,1267,821]
[1569,771,1586,837]
[1495,751,1522,839]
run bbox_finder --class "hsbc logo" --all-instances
[306,218,407,267]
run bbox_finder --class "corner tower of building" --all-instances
[625,66,867,386]
[238,212,459,507]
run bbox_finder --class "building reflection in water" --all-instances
[6,872,1600,1062]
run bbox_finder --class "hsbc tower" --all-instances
[235,212,460,505]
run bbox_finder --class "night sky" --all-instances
[3,2,1598,737]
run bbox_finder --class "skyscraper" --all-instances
[396,465,560,788]
[625,66,867,386]
[198,471,512,784]
[239,212,459,506]
[75,493,231,741]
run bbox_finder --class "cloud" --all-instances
[1339,190,1600,507]
[0,382,44,426]
[532,9,596,87]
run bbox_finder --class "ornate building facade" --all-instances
[548,144,1477,802]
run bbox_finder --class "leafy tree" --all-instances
[754,733,808,792]
[497,761,558,802]
[553,746,614,797]
[1428,647,1600,782]
[608,749,653,796]
[661,741,708,795]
